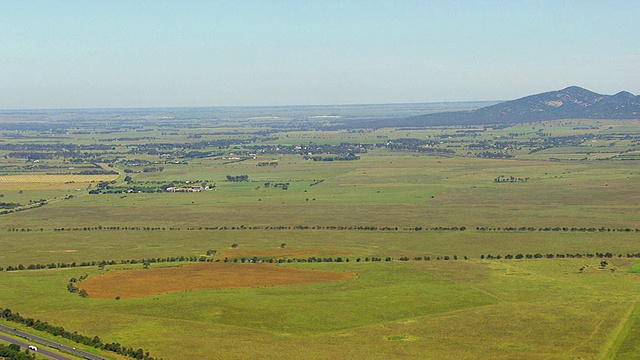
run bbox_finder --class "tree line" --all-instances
[7,225,639,233]
[494,175,529,183]
[478,252,640,261]
[226,174,249,182]
[476,226,639,233]
[0,201,47,216]
[201,251,640,264]
[4,249,637,275]
[1,255,211,272]
[9,225,470,232]
[0,308,158,360]
[214,255,457,264]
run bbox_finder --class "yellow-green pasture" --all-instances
[1,257,640,359]
[2,152,637,230]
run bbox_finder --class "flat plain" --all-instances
[0,108,638,359]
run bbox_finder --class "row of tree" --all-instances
[0,308,158,359]
[9,225,471,232]
[476,151,514,159]
[479,252,625,260]
[493,175,530,183]
[221,251,640,265]
[2,247,637,278]
[264,182,289,190]
[7,225,640,234]
[1,256,211,272]
[226,174,249,182]
[256,161,278,167]
[476,226,639,233]
[0,201,47,215]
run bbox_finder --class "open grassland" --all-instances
[0,118,638,359]
[1,229,639,269]
[0,224,640,359]
[1,153,638,231]
[1,258,640,359]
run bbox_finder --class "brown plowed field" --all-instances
[79,263,356,299]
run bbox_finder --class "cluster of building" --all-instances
[164,185,213,193]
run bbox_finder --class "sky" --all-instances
[1,1,639,109]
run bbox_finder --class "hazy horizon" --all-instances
[1,1,638,109]
[0,100,500,112]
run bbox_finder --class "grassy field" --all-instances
[0,117,638,359]
[1,258,639,359]
[2,153,637,230]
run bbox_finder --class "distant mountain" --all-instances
[400,86,640,127]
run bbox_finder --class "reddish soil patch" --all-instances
[79,263,356,299]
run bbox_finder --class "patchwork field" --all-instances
[0,114,638,359]
[0,174,118,183]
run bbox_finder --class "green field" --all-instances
[0,114,638,359]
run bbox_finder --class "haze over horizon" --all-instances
[1,1,639,110]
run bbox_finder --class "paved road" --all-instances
[0,332,71,360]
[0,323,108,360]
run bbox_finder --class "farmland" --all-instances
[0,106,638,359]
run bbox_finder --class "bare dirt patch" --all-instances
[79,263,356,299]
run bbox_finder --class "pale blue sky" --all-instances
[1,1,638,109]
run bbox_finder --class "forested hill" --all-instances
[341,86,640,129]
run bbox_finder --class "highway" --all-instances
[0,332,71,360]
[0,323,108,360]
